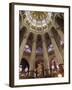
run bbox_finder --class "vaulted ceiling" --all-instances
[19,11,64,63]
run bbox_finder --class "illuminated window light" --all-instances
[57,65,59,69]
[51,65,54,69]
[19,65,22,72]
[58,73,62,77]
[60,40,64,45]
[48,48,53,52]
[36,47,43,54]
[25,45,29,49]
[50,44,53,48]
[26,48,31,53]
[25,67,28,72]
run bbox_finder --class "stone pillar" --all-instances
[48,31,63,64]
[29,35,37,77]
[56,29,64,58]
[56,29,64,41]
[19,32,30,63]
[51,21,64,59]
[42,35,50,76]
[51,21,64,41]
[19,14,24,30]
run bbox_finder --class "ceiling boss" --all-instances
[25,11,52,34]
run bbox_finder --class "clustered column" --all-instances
[19,32,30,63]
[29,34,37,77]
[56,29,64,41]
[56,29,64,57]
[42,34,50,75]
[19,13,24,29]
[48,31,63,64]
